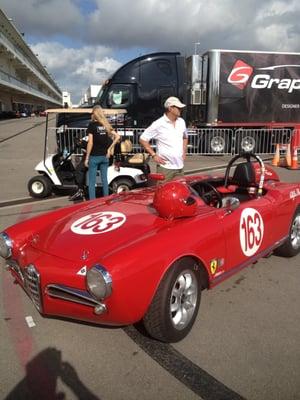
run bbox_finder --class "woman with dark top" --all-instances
[85,105,120,200]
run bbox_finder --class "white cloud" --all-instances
[254,0,300,51]
[85,0,300,53]
[31,42,121,102]
[1,0,84,38]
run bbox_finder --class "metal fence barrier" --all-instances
[53,127,293,156]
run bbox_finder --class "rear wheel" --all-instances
[274,208,300,257]
[143,257,202,342]
[240,136,256,153]
[111,178,134,193]
[28,175,53,198]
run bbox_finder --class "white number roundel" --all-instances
[239,208,264,257]
[71,211,126,235]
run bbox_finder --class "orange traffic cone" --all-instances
[285,143,292,167]
[289,148,300,170]
[272,144,280,166]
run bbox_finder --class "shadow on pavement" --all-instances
[4,347,100,400]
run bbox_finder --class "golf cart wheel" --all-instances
[274,207,300,257]
[143,257,202,343]
[28,175,53,198]
[111,178,134,193]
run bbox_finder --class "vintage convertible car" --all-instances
[1,153,300,342]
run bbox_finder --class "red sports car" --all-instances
[1,154,300,342]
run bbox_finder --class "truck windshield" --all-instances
[95,84,106,103]
[97,83,133,108]
[107,85,131,107]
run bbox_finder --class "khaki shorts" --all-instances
[156,165,184,182]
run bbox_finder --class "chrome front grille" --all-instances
[24,264,43,312]
[47,284,101,307]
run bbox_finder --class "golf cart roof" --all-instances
[45,108,127,115]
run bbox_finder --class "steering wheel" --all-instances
[223,152,265,196]
[197,182,223,208]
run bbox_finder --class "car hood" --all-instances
[30,193,163,262]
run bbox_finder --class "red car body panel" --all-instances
[3,168,300,327]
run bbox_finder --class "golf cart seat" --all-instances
[119,139,149,165]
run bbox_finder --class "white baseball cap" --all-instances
[164,96,186,109]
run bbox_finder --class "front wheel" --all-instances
[143,257,202,342]
[28,175,53,198]
[274,207,300,257]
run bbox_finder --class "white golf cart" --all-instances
[27,108,150,198]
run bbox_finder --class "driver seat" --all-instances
[231,162,256,186]
[230,162,256,201]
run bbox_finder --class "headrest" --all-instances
[232,162,256,186]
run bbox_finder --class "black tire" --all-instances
[27,175,53,198]
[111,178,134,193]
[143,257,202,343]
[274,207,300,257]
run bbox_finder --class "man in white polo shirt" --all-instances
[139,96,188,182]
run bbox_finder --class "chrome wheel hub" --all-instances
[170,270,198,330]
[291,215,300,249]
[241,136,256,152]
[32,181,44,194]
[116,185,130,193]
[210,136,225,153]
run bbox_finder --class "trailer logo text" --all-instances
[228,60,300,93]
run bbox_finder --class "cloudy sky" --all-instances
[1,0,300,104]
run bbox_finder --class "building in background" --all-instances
[79,84,101,106]
[62,91,72,108]
[87,84,101,105]
[78,93,88,106]
[0,8,62,116]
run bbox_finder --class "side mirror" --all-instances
[223,196,240,212]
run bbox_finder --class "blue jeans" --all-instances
[88,155,109,200]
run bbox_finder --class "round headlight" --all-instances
[86,265,112,300]
[0,232,13,259]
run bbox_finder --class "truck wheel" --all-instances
[28,175,53,198]
[210,136,225,153]
[111,178,134,193]
[199,133,228,154]
[240,136,256,153]
[143,257,202,343]
[274,208,300,257]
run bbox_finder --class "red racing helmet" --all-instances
[153,181,198,219]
